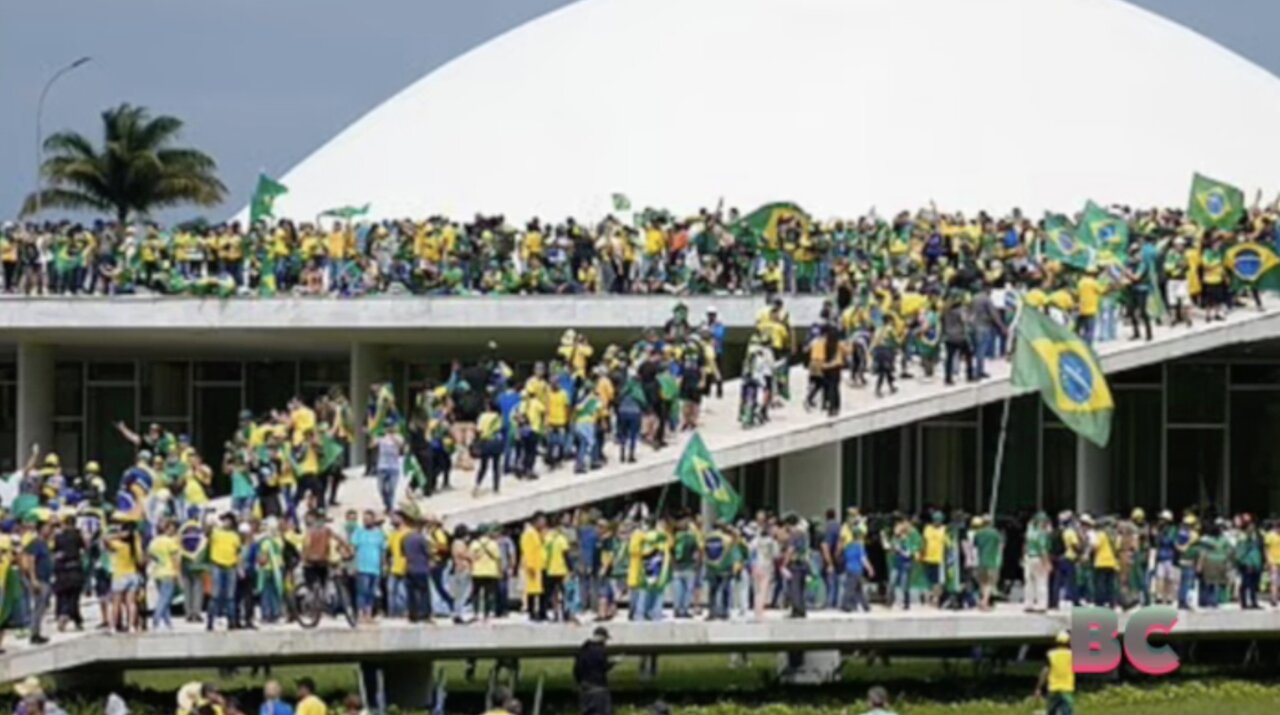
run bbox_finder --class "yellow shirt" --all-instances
[109,539,139,577]
[520,526,545,595]
[291,406,317,445]
[644,228,666,256]
[1265,531,1280,566]
[1093,530,1118,570]
[472,536,501,578]
[389,527,410,577]
[1025,288,1048,309]
[184,465,211,505]
[1077,276,1102,317]
[521,397,546,433]
[148,535,181,580]
[209,528,242,568]
[1047,647,1075,693]
[327,230,351,260]
[545,531,571,577]
[922,524,948,565]
[547,390,570,427]
[296,695,327,715]
[627,529,646,589]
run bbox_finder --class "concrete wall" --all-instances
[16,343,53,459]
[778,442,843,520]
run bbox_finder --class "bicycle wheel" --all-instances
[295,587,322,629]
[335,581,357,628]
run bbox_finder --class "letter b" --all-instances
[1070,606,1121,673]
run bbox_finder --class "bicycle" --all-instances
[291,566,357,629]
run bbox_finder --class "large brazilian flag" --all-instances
[1078,201,1129,256]
[1226,242,1280,292]
[1188,173,1245,230]
[736,201,809,243]
[1040,214,1093,270]
[1012,308,1113,447]
[674,432,741,522]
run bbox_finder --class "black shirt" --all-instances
[573,640,612,689]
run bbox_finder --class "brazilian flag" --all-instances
[249,173,288,225]
[1188,173,1245,230]
[642,529,671,590]
[736,201,809,244]
[1040,214,1093,270]
[367,383,400,437]
[1012,308,1113,447]
[318,203,371,220]
[1078,201,1129,256]
[1226,242,1280,292]
[674,432,741,522]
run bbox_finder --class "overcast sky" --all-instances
[2,0,1278,222]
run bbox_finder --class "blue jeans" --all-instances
[548,427,568,465]
[208,566,237,627]
[672,569,696,616]
[357,573,380,613]
[644,587,664,622]
[616,410,640,456]
[893,555,913,609]
[1178,566,1196,609]
[387,574,407,617]
[825,570,841,610]
[377,469,399,512]
[260,580,283,622]
[708,574,731,619]
[974,327,995,378]
[574,422,597,472]
[153,578,176,628]
[1052,558,1078,609]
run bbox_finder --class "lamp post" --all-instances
[34,56,92,217]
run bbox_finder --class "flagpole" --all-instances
[987,300,1024,521]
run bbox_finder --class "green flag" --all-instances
[404,453,427,490]
[674,432,740,521]
[1012,308,1114,447]
[1040,214,1093,270]
[611,193,631,212]
[1188,173,1245,230]
[736,201,809,243]
[1078,201,1129,256]
[319,203,371,220]
[249,173,288,225]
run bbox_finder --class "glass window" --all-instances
[0,383,15,472]
[141,360,190,418]
[739,458,779,515]
[1112,364,1162,386]
[1167,363,1225,424]
[195,361,242,382]
[53,422,82,480]
[1230,391,1280,515]
[196,385,243,478]
[1229,363,1280,387]
[54,362,83,417]
[246,361,297,415]
[301,360,348,384]
[841,439,859,511]
[921,425,978,512]
[861,426,913,512]
[1166,428,1224,513]
[1107,388,1161,512]
[1041,427,1077,513]
[88,361,136,382]
[87,385,136,481]
[983,396,1039,515]
[0,362,15,382]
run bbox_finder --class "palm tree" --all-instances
[23,103,227,223]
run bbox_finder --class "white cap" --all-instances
[707,305,718,314]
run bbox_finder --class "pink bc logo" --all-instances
[1069,606,1180,675]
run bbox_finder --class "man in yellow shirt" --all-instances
[1075,267,1103,346]
[544,517,572,622]
[295,677,326,715]
[521,513,547,621]
[1265,523,1280,608]
[149,519,182,630]
[546,382,570,469]
[1035,631,1075,715]
[1089,515,1119,609]
[207,514,242,631]
[921,511,949,606]
[387,512,412,618]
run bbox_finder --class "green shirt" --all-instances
[974,527,1002,570]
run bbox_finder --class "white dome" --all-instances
[266,0,1280,222]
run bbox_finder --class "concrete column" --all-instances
[359,660,433,711]
[349,342,389,468]
[776,442,842,683]
[17,343,54,461]
[778,442,842,520]
[1076,436,1109,515]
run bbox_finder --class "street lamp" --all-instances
[34,56,92,217]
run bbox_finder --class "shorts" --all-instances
[977,567,999,589]
[95,568,112,598]
[1167,279,1189,303]
[112,574,142,594]
[924,563,942,586]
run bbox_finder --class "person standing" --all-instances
[703,522,734,620]
[670,517,700,619]
[921,511,949,608]
[471,524,503,622]
[402,515,434,623]
[22,518,54,645]
[52,514,86,632]
[749,522,778,621]
[449,525,473,624]
[858,686,897,715]
[971,516,1003,611]
[351,510,387,624]
[260,680,294,715]
[783,516,810,618]
[573,627,614,715]
[1035,631,1075,715]
[521,514,547,621]
[148,519,182,630]
[294,677,326,715]
[373,430,404,513]
[839,523,874,614]
[970,283,1005,380]
[206,513,242,631]
[1022,513,1052,614]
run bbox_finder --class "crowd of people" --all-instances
[1,194,1276,302]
